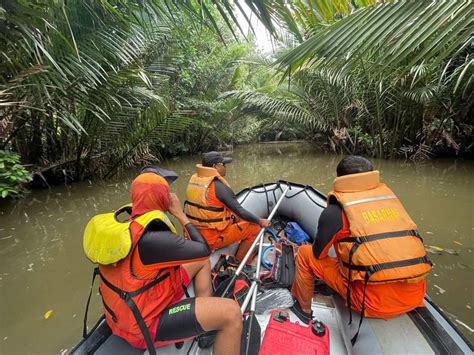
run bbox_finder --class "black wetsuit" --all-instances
[136,223,211,342]
[312,201,343,259]
[212,180,260,224]
[138,223,211,265]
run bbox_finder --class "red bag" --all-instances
[259,310,330,355]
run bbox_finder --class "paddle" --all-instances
[221,185,291,297]
[191,185,290,354]
[240,186,290,355]
[240,230,264,354]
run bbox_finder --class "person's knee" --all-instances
[296,245,313,266]
[202,258,211,269]
[240,222,260,237]
[228,303,243,332]
[222,300,242,328]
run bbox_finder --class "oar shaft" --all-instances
[251,231,265,311]
[222,186,290,297]
[234,186,290,276]
[241,282,257,313]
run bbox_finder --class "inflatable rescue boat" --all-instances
[72,181,473,355]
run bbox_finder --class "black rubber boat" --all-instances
[72,181,473,355]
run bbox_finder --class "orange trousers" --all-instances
[199,221,261,262]
[291,245,426,319]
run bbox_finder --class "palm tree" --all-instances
[221,0,473,158]
[0,0,240,180]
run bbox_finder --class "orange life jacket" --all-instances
[328,170,432,285]
[184,164,233,230]
[328,171,431,345]
[96,207,183,351]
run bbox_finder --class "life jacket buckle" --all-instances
[367,265,376,277]
[119,291,128,300]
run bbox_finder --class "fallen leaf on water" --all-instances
[433,285,446,294]
[425,231,434,235]
[44,310,53,320]
[443,249,459,255]
[453,241,463,246]
[425,245,443,255]
[427,245,443,251]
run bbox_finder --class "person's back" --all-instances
[185,152,270,261]
[84,169,243,355]
[291,155,431,343]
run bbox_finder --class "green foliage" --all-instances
[0,150,32,198]
[1,0,250,182]
[277,1,473,81]
[226,1,474,159]
[156,15,255,154]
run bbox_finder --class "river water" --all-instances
[0,142,473,354]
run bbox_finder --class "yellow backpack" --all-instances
[83,205,175,265]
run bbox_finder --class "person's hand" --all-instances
[168,193,183,217]
[259,219,271,229]
[168,193,190,226]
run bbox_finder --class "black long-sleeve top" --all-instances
[138,222,211,266]
[312,202,344,259]
[213,180,261,224]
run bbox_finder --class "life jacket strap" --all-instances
[184,200,225,212]
[338,229,421,244]
[99,287,117,322]
[82,267,100,339]
[97,270,170,355]
[346,242,362,325]
[185,214,233,224]
[351,271,371,346]
[342,256,432,273]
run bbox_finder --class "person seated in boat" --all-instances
[185,151,271,261]
[291,155,431,342]
[87,168,242,355]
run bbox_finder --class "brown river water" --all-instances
[0,142,473,354]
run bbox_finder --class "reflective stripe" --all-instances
[343,194,397,207]
[188,182,208,188]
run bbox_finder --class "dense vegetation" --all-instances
[228,1,473,159]
[1,0,472,197]
[0,0,260,194]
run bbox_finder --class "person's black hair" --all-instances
[336,155,373,177]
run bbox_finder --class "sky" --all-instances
[234,3,276,54]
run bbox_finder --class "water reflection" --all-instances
[0,142,472,353]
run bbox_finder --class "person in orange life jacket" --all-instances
[290,156,430,327]
[185,151,271,262]
[99,168,242,355]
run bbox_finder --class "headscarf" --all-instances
[130,173,170,218]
